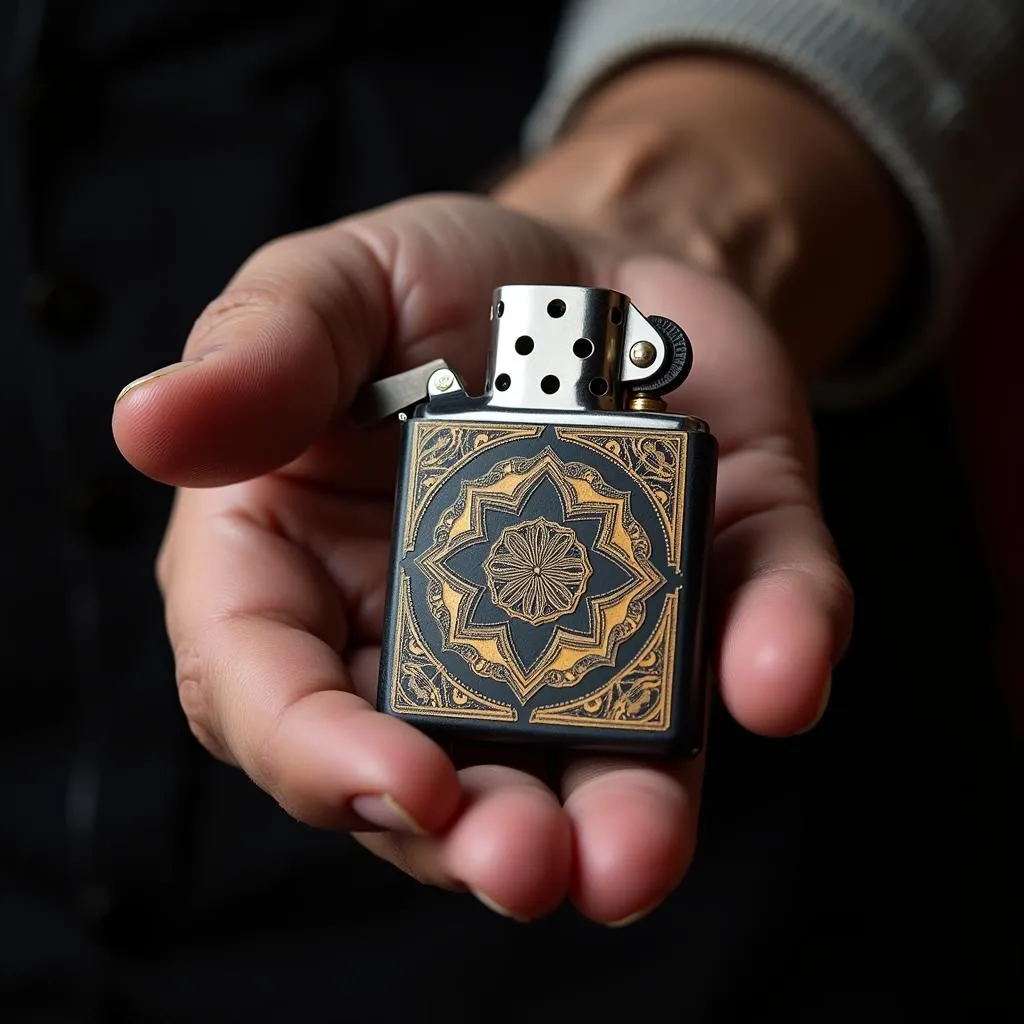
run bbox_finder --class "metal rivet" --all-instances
[434,370,454,391]
[629,341,657,368]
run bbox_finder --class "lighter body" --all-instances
[377,285,718,758]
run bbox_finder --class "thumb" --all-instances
[111,194,584,488]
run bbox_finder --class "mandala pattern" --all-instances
[416,447,665,703]
[483,518,592,626]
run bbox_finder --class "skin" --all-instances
[112,56,906,925]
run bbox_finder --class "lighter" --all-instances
[375,285,717,758]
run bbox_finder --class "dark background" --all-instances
[1,2,1020,1020]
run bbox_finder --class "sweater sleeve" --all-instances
[524,0,1024,407]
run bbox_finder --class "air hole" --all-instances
[589,377,609,396]
[496,301,505,318]
[540,375,560,394]
[515,335,534,355]
[495,373,511,391]
[609,307,623,325]
[573,337,594,359]
[547,299,566,318]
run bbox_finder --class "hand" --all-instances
[113,193,851,925]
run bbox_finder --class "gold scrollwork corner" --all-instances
[390,573,516,722]
[529,590,679,732]
[403,422,544,551]
[556,428,687,568]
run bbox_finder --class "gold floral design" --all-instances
[557,428,687,569]
[483,518,592,626]
[416,447,665,703]
[388,573,516,722]
[402,423,544,551]
[529,590,678,732]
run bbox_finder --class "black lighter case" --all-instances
[378,285,717,758]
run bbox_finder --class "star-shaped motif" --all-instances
[416,447,664,703]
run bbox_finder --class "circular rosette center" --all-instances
[483,517,592,626]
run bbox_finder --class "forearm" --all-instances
[497,55,911,380]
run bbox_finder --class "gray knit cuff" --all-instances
[524,0,1010,408]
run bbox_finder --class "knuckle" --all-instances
[386,836,429,885]
[776,560,852,612]
[247,690,362,827]
[174,642,230,763]
[153,488,191,592]
[187,286,284,350]
[185,712,233,765]
[681,230,730,278]
[250,695,301,805]
[817,560,854,614]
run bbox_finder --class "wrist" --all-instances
[498,56,910,380]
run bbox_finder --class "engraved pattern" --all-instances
[483,518,592,625]
[389,572,517,722]
[416,447,665,703]
[404,423,544,550]
[557,428,687,569]
[529,591,679,731]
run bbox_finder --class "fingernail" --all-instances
[471,889,531,924]
[606,900,660,928]
[797,673,832,735]
[350,793,428,836]
[115,359,200,403]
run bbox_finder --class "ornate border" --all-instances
[403,422,544,551]
[391,421,688,731]
[557,428,687,569]
[388,571,517,722]
[415,447,665,703]
[529,590,678,732]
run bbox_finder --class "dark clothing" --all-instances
[1,2,1019,1021]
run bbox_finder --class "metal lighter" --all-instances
[375,285,717,757]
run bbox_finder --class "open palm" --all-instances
[113,195,850,925]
